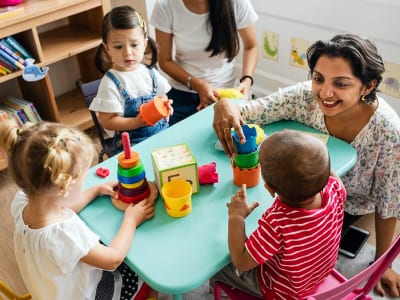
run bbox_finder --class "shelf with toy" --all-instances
[0,30,40,83]
[0,0,110,135]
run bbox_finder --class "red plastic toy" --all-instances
[96,167,110,178]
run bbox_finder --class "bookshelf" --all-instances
[0,0,110,170]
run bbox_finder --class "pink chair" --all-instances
[214,234,400,300]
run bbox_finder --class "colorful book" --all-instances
[0,104,23,127]
[4,96,39,123]
[1,100,28,123]
[0,40,26,67]
[30,102,41,122]
[0,38,21,57]
[3,36,32,59]
[9,96,41,122]
[0,46,24,70]
[0,55,16,71]
[0,60,12,73]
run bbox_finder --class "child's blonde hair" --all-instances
[0,120,97,197]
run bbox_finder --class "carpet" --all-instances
[158,242,400,299]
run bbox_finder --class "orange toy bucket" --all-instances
[139,97,169,126]
[231,160,260,188]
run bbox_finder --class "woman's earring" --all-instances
[361,95,366,102]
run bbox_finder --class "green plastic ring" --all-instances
[118,160,144,178]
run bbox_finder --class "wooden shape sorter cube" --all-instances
[151,143,199,193]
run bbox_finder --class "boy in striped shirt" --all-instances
[210,129,346,299]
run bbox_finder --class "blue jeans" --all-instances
[167,88,200,126]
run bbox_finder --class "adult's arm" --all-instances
[155,29,216,109]
[237,24,258,97]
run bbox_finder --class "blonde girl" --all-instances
[0,120,156,300]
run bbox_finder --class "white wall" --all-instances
[248,0,400,112]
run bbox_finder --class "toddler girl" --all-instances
[0,120,156,299]
[90,6,173,147]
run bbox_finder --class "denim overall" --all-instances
[105,67,168,145]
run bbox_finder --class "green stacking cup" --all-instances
[234,150,259,169]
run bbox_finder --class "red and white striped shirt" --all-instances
[245,176,346,299]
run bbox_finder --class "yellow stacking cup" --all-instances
[161,180,193,218]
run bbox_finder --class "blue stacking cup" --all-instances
[232,124,257,154]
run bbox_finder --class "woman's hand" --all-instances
[212,98,245,157]
[191,77,217,110]
[375,266,400,297]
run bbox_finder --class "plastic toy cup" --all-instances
[231,160,260,188]
[232,124,257,154]
[234,150,259,169]
[161,180,193,218]
[139,97,169,126]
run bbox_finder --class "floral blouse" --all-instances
[240,81,400,219]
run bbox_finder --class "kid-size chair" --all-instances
[0,280,31,300]
[214,233,400,300]
[80,79,120,162]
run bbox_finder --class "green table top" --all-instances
[80,104,357,298]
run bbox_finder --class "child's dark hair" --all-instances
[95,6,158,73]
[307,34,385,104]
[206,0,239,62]
[259,130,330,202]
[0,120,96,197]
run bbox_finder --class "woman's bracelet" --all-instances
[187,76,192,90]
[239,75,253,86]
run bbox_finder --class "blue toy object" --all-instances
[22,58,49,81]
[232,124,257,154]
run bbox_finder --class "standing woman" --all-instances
[150,0,258,126]
[213,34,400,297]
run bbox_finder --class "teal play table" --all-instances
[80,104,357,300]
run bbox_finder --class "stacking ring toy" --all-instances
[117,160,144,178]
[117,170,146,184]
[120,179,145,189]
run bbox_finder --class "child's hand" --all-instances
[163,98,174,122]
[97,181,118,199]
[124,200,155,227]
[227,184,259,219]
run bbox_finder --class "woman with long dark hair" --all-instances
[150,0,258,125]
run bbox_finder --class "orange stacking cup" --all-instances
[139,97,169,126]
[231,160,260,188]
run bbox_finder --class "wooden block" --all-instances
[151,143,199,193]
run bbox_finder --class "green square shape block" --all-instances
[151,143,199,193]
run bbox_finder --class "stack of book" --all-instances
[0,96,41,127]
[0,35,33,76]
